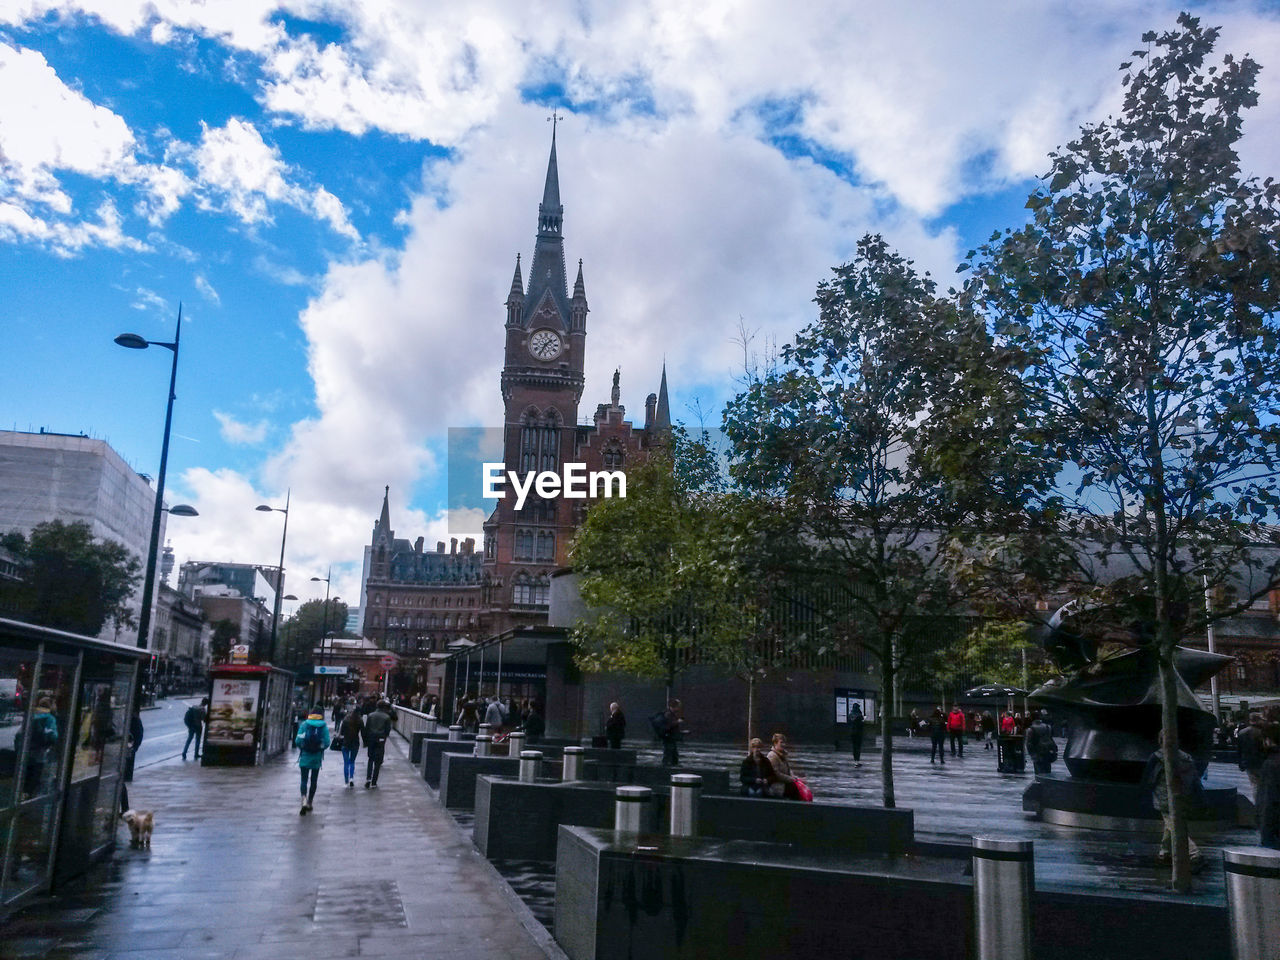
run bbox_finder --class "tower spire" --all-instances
[525,120,569,327]
[378,485,391,530]
[654,363,671,434]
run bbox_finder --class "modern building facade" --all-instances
[0,430,167,647]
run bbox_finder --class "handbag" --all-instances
[793,777,814,802]
[329,735,344,752]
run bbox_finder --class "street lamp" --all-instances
[311,569,332,701]
[255,490,290,664]
[116,307,186,651]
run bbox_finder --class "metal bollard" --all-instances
[447,724,462,742]
[1225,847,1280,960]
[478,723,492,738]
[562,745,584,781]
[972,837,1033,960]
[474,734,491,757]
[615,785,652,833]
[507,731,525,757]
[424,718,437,735]
[669,774,702,837]
[519,750,542,782]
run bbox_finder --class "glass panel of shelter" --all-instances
[0,645,39,901]
[3,647,77,903]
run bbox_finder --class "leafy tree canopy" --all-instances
[2,520,142,638]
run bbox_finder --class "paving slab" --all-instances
[0,735,560,960]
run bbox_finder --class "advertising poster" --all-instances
[207,678,260,746]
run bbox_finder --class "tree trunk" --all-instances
[880,635,896,808]
[747,674,755,743]
[1158,645,1192,892]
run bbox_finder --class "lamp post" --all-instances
[311,570,332,702]
[255,490,290,664]
[116,307,186,651]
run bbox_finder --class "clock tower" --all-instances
[484,125,590,632]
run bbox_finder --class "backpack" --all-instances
[30,713,57,751]
[301,723,325,753]
[649,711,667,739]
[184,706,203,730]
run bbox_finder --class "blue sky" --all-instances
[2,1,1278,611]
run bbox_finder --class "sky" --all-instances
[2,1,1279,618]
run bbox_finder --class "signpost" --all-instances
[314,665,348,676]
[380,655,396,697]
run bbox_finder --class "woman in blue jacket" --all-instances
[294,708,331,815]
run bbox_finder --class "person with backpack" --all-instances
[848,701,865,766]
[182,698,207,761]
[362,700,392,788]
[928,707,947,764]
[338,706,364,788]
[294,707,330,814]
[1140,728,1204,868]
[21,695,59,799]
[1025,710,1058,774]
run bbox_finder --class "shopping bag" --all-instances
[794,777,814,802]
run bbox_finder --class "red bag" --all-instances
[793,777,814,802]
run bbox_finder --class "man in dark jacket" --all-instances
[362,700,392,788]
[1257,723,1280,850]
[661,699,682,767]
[1238,714,1266,801]
[1025,711,1057,775]
[1140,729,1203,867]
[739,738,776,796]
[605,702,626,750]
[182,698,207,761]
[848,702,865,766]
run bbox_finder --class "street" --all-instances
[134,696,203,770]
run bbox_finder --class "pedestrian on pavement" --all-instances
[848,701,865,766]
[660,699,682,767]
[117,703,143,813]
[1238,714,1266,801]
[362,700,392,788]
[928,707,947,764]
[999,711,1017,736]
[484,695,507,730]
[605,701,626,750]
[182,698,207,761]
[982,711,997,750]
[338,705,364,787]
[294,707,330,814]
[1025,710,1058,775]
[1140,728,1204,868]
[739,738,776,797]
[1257,723,1280,850]
[947,705,966,757]
[523,702,545,744]
[908,709,920,738]
[291,701,308,750]
[332,697,347,724]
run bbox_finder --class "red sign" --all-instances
[380,656,397,668]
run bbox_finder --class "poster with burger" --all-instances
[207,679,260,745]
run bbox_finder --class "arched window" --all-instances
[513,573,532,606]
[602,440,624,470]
[515,528,534,560]
[536,531,555,560]
[520,408,562,474]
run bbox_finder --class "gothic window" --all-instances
[485,534,496,559]
[513,573,531,606]
[602,440,624,470]
[514,528,535,560]
[520,408,562,474]
[536,531,555,560]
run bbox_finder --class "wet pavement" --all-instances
[1,733,560,960]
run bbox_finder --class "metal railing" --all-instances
[390,704,438,741]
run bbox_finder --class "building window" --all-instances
[536,531,555,560]
[485,535,496,559]
[515,529,534,560]
[520,409,562,473]
[603,440,624,470]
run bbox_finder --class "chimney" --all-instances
[415,537,424,553]
[450,538,458,554]
[644,393,657,431]
[463,537,475,554]
[436,541,446,553]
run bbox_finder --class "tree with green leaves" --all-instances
[1,520,142,637]
[722,235,1018,808]
[964,14,1280,891]
[278,598,352,669]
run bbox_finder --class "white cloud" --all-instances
[213,410,268,445]
[0,196,145,254]
[195,273,221,304]
[192,118,360,239]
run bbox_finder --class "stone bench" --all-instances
[581,760,732,793]
[554,826,1229,960]
[422,740,481,787]
[440,748,636,809]
[473,776,914,862]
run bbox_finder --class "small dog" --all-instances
[122,809,154,848]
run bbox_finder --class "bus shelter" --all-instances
[0,618,146,917]
[202,664,294,766]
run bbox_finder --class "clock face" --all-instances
[528,329,563,360]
